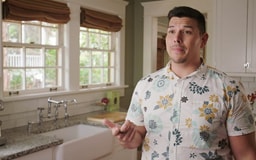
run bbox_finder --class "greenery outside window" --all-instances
[2,20,63,95]
[79,27,116,88]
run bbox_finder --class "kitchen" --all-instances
[0,0,256,159]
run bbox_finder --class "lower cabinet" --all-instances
[13,148,53,160]
[98,138,137,160]
[13,138,137,160]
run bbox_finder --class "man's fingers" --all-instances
[103,119,116,129]
[103,119,122,136]
[120,120,133,132]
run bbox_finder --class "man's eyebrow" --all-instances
[168,25,193,29]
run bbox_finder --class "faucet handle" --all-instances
[37,107,45,116]
[0,100,4,111]
[37,107,45,111]
[27,121,36,135]
[71,99,77,103]
[64,99,77,105]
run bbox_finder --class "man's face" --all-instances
[165,17,208,65]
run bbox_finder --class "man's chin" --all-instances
[171,58,186,64]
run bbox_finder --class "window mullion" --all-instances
[22,46,26,90]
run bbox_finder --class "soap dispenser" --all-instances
[106,91,120,111]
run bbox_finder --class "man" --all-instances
[104,6,256,160]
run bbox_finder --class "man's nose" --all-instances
[173,32,182,43]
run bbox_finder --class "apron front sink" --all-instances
[41,124,113,160]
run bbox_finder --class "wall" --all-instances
[120,0,161,109]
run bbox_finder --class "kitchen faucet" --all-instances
[28,97,78,133]
[47,97,64,127]
[47,97,77,126]
[47,97,63,118]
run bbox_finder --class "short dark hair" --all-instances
[167,6,206,34]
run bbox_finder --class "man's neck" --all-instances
[170,60,202,78]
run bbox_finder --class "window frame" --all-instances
[79,27,117,89]
[2,20,65,96]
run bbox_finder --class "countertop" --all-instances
[87,111,126,123]
[0,111,117,160]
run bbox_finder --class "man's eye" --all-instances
[183,30,192,35]
[168,30,175,34]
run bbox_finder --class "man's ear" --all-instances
[200,33,209,48]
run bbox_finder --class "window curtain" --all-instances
[2,0,70,24]
[80,8,122,32]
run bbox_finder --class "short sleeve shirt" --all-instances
[126,62,255,160]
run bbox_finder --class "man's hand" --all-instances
[103,119,146,149]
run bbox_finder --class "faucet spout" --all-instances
[48,97,63,104]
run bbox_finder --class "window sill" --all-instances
[2,85,129,102]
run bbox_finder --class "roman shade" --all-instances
[80,8,122,32]
[2,0,70,24]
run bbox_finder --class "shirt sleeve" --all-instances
[126,79,145,126]
[226,81,255,136]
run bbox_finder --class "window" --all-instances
[2,20,63,95]
[79,27,116,88]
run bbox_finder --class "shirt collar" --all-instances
[165,58,207,79]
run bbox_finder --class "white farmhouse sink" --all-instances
[41,124,113,160]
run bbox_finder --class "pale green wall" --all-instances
[120,0,157,109]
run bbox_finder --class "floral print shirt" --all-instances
[126,62,255,160]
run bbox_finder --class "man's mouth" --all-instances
[171,46,185,53]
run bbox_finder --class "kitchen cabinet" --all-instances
[246,0,256,73]
[215,0,256,75]
[98,137,137,160]
[110,140,137,160]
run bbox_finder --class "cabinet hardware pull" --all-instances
[244,62,250,68]
[50,87,58,91]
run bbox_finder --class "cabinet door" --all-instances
[246,0,256,73]
[215,0,248,73]
[111,148,137,160]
